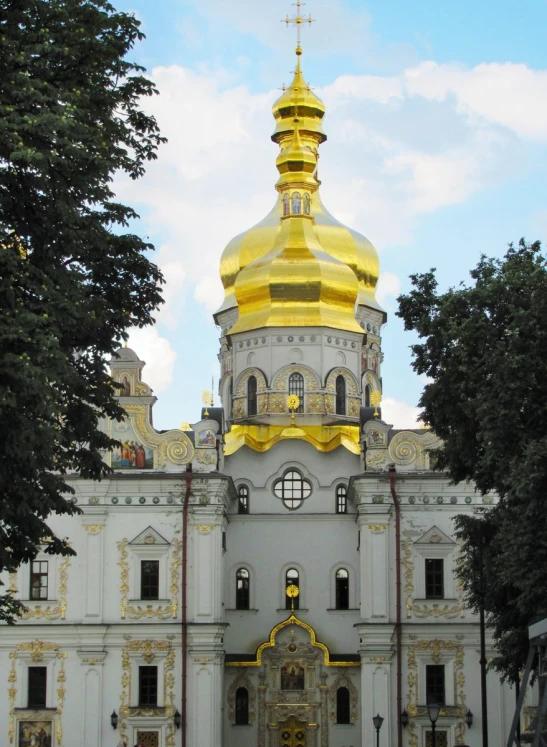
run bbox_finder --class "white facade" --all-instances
[0,340,523,747]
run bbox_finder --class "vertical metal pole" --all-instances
[478,531,489,747]
[432,721,436,747]
[376,727,380,747]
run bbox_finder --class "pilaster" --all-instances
[77,650,107,747]
[189,503,225,622]
[186,624,226,747]
[357,505,392,620]
[356,625,394,747]
[82,516,107,621]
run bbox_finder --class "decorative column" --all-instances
[319,672,328,747]
[258,673,267,747]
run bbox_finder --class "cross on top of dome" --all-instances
[282,0,315,56]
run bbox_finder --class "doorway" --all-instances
[136,731,160,747]
[279,715,307,747]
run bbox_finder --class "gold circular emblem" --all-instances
[286,584,299,598]
[287,394,300,411]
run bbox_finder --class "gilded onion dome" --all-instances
[216,48,383,331]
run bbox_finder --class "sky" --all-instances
[114,0,547,430]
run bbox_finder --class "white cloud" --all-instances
[127,327,177,393]
[381,396,422,429]
[376,271,401,310]
[404,61,547,141]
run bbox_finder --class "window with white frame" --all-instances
[274,470,312,510]
[30,560,49,600]
[127,527,170,602]
[335,484,348,514]
[413,527,456,600]
[236,568,250,610]
[19,551,58,602]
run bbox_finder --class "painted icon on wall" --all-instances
[120,375,131,396]
[281,661,305,690]
[112,420,153,469]
[18,720,53,747]
[198,429,216,447]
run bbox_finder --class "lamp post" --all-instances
[110,710,118,730]
[465,708,474,728]
[427,703,440,747]
[401,709,409,728]
[174,710,182,729]
[372,714,384,747]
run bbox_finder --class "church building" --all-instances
[0,20,523,747]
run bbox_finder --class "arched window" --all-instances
[288,373,304,413]
[291,192,302,214]
[335,375,346,415]
[236,568,250,610]
[283,193,290,216]
[247,375,257,417]
[235,687,249,725]
[336,686,351,723]
[335,569,349,610]
[365,385,371,408]
[285,567,300,610]
[336,484,347,514]
[238,485,249,514]
[303,193,311,215]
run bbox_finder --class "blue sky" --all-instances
[114,0,547,430]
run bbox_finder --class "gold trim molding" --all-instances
[117,538,182,619]
[17,556,70,621]
[226,614,360,668]
[119,636,176,747]
[9,641,67,745]
[225,424,360,455]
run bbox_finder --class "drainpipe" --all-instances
[181,467,193,747]
[388,464,403,747]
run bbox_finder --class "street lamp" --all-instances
[110,710,119,730]
[427,703,440,747]
[174,710,182,729]
[372,714,384,747]
[401,709,409,728]
[465,708,474,727]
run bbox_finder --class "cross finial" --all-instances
[282,0,315,55]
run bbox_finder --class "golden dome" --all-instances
[216,49,383,331]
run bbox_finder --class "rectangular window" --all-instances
[140,560,160,600]
[28,666,47,708]
[425,558,444,599]
[138,666,158,707]
[30,560,48,600]
[425,664,445,705]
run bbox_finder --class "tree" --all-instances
[397,240,547,681]
[0,0,165,621]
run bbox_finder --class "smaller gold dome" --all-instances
[272,49,326,148]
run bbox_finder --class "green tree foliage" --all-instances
[0,0,165,621]
[397,240,547,681]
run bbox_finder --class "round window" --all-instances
[274,470,312,510]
